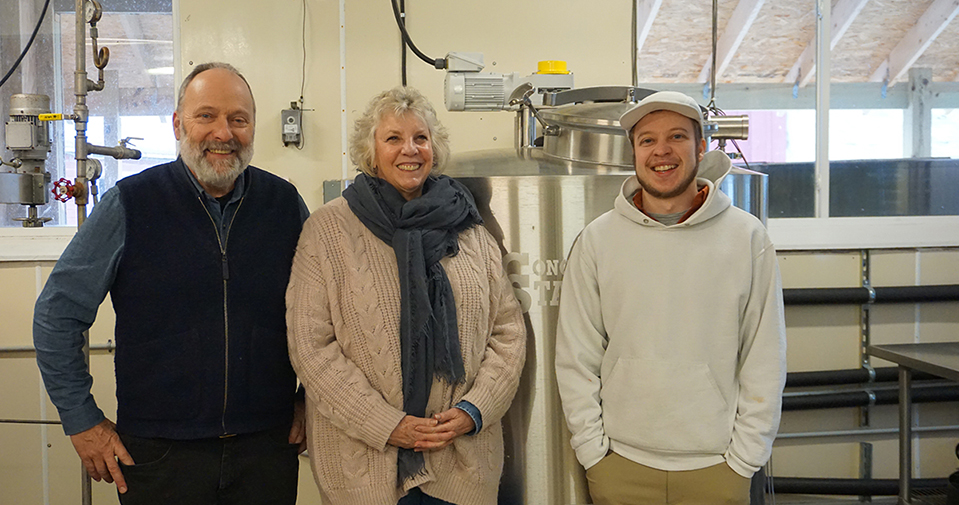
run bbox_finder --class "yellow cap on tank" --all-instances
[537,60,569,74]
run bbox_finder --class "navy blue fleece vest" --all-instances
[112,159,302,439]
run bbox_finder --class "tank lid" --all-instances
[538,102,634,166]
[539,102,632,131]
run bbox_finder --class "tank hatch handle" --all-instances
[509,83,559,136]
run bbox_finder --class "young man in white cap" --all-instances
[555,91,787,504]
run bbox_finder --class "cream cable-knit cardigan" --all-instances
[286,197,526,505]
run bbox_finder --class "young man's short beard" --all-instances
[638,160,699,200]
[178,127,254,192]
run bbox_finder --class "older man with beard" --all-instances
[33,62,310,505]
[555,91,787,505]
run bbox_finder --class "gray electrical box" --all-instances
[5,121,39,149]
[281,106,302,147]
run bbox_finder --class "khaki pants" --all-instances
[585,451,751,505]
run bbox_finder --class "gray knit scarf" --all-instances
[343,173,482,483]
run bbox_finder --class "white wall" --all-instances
[175,0,634,211]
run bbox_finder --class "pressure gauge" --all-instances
[83,0,102,23]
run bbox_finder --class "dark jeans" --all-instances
[398,487,456,505]
[116,425,299,505]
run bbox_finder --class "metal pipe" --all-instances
[785,286,871,304]
[86,143,141,160]
[814,0,830,218]
[73,5,92,502]
[899,367,912,504]
[0,343,115,354]
[74,0,89,228]
[783,284,959,305]
[630,0,637,88]
[782,384,959,411]
[80,327,92,505]
[875,284,959,303]
[775,424,959,442]
[81,465,91,505]
[708,0,717,109]
[786,366,938,388]
[768,477,948,496]
[0,419,62,425]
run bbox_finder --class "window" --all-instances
[0,0,174,227]
[718,109,907,164]
[932,108,959,159]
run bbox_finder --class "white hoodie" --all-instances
[555,151,787,478]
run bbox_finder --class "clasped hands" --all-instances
[388,407,475,452]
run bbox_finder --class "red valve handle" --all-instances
[52,178,75,202]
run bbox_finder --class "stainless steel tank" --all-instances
[444,91,767,505]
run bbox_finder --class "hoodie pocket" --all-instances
[601,357,732,454]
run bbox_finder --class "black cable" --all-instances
[731,139,751,170]
[296,0,307,151]
[400,0,407,85]
[390,0,445,69]
[0,0,52,89]
[300,0,307,102]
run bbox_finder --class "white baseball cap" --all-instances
[620,91,705,137]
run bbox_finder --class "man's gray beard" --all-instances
[178,133,253,192]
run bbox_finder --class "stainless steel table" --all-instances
[867,342,959,504]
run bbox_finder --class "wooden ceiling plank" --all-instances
[785,0,869,87]
[635,0,664,56]
[869,0,959,83]
[697,0,766,83]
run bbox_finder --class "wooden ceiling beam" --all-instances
[869,0,959,83]
[635,0,664,56]
[697,0,766,83]
[784,0,869,88]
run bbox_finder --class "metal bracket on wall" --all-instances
[859,249,873,502]
[859,250,874,372]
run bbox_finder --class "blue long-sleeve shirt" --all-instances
[33,161,309,435]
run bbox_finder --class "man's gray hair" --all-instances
[349,86,451,176]
[176,62,256,114]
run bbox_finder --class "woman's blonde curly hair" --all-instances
[349,86,451,176]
